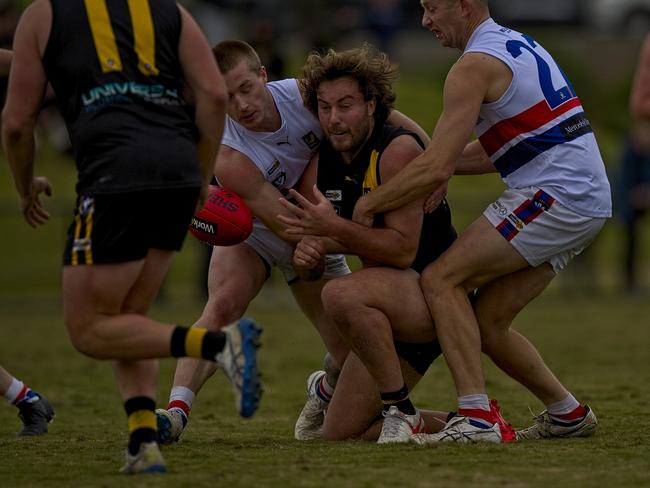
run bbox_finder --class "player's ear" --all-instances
[259,66,268,83]
[366,98,376,117]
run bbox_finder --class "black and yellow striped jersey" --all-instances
[43,0,200,194]
[317,123,456,273]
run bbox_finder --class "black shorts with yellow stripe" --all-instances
[63,187,200,266]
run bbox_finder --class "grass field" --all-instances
[1,125,649,488]
[0,283,649,487]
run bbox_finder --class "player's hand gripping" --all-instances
[20,176,52,228]
[351,193,374,228]
[278,185,338,237]
[423,180,449,213]
[292,236,326,281]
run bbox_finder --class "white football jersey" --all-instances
[220,78,322,195]
[465,19,612,218]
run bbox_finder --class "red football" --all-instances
[189,186,253,246]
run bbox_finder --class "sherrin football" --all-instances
[189,186,253,246]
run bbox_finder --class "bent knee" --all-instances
[198,295,247,329]
[67,324,107,359]
[420,262,452,295]
[321,279,358,318]
[420,261,474,297]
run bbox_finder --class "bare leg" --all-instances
[420,216,529,397]
[110,249,174,401]
[170,243,267,396]
[476,265,570,405]
[323,353,447,440]
[0,366,12,394]
[291,279,349,368]
[62,249,180,360]
[321,267,435,394]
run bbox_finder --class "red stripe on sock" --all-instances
[317,376,332,401]
[552,404,587,421]
[167,400,190,417]
[458,407,494,423]
[13,385,28,404]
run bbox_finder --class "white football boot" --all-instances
[517,405,597,440]
[377,406,426,444]
[294,371,329,440]
[156,408,185,445]
[414,415,502,444]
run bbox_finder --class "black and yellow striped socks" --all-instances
[380,384,416,415]
[170,326,226,360]
[124,396,156,455]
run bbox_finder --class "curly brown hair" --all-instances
[301,44,398,124]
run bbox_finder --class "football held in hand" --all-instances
[189,186,253,246]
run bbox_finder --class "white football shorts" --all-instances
[483,187,607,273]
[245,219,350,283]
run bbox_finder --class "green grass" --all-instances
[0,286,649,487]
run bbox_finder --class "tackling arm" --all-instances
[455,140,497,175]
[281,136,425,268]
[216,146,304,243]
[352,54,492,225]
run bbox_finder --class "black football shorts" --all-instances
[63,187,200,266]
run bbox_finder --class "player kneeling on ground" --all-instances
[279,45,470,441]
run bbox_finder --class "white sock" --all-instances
[458,394,491,412]
[316,373,334,402]
[168,386,195,413]
[546,394,580,416]
[4,378,24,404]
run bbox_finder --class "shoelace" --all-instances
[303,399,327,422]
[381,411,409,437]
[527,406,550,424]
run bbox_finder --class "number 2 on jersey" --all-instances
[83,0,159,76]
[506,34,575,110]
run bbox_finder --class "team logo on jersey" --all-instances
[302,131,320,149]
[507,213,524,230]
[325,190,342,201]
[271,172,287,188]
[491,200,508,216]
[267,160,281,176]
[560,113,592,140]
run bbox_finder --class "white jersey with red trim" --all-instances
[220,78,322,195]
[465,19,611,218]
